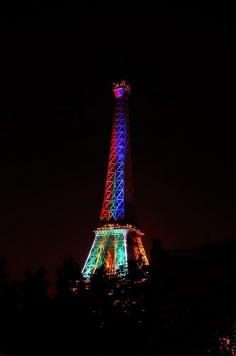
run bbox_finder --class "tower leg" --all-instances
[82,228,129,279]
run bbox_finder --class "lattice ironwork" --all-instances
[82,224,148,279]
[82,81,149,279]
[82,226,128,278]
[100,81,134,222]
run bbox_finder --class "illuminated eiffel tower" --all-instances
[82,81,148,279]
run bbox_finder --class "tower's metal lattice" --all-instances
[82,81,148,279]
[100,82,133,222]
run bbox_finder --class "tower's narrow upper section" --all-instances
[100,80,134,223]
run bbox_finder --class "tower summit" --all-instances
[82,81,148,279]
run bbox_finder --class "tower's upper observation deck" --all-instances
[113,80,131,99]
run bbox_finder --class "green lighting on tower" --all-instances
[82,227,128,279]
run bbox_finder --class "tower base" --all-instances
[82,224,148,279]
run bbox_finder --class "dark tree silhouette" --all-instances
[22,268,50,307]
[55,257,83,301]
[0,239,236,356]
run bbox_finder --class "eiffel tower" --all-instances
[82,81,148,278]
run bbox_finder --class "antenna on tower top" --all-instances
[113,54,129,83]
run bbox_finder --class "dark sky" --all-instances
[1,3,236,283]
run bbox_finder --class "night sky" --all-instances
[1,3,236,283]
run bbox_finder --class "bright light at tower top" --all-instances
[113,80,131,98]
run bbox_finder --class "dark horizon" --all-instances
[1,4,236,282]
